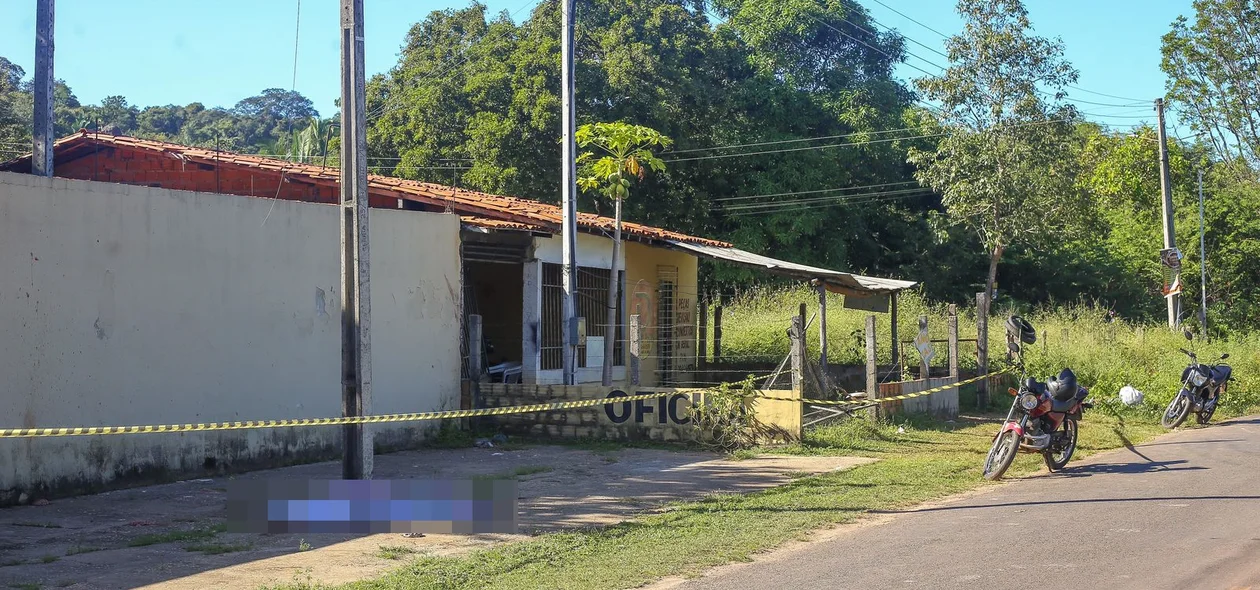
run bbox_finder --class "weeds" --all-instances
[128,524,225,547]
[183,542,252,555]
[375,545,419,560]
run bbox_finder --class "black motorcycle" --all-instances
[1161,330,1231,428]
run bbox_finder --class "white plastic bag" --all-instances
[1119,385,1144,407]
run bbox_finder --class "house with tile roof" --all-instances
[0,131,916,389]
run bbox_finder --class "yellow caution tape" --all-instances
[752,369,1010,406]
[0,371,1005,438]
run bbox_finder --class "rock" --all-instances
[33,498,49,506]
[491,433,508,444]
[474,439,494,448]
[17,492,28,505]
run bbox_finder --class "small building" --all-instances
[0,132,917,499]
[2,131,917,389]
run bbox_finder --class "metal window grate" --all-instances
[540,263,624,371]
[657,265,678,385]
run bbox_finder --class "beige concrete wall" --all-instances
[624,242,699,387]
[0,172,462,502]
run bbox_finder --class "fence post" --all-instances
[790,315,806,395]
[948,304,959,381]
[976,292,990,409]
[817,282,829,375]
[629,314,641,386]
[865,314,878,419]
[713,302,723,365]
[698,297,708,370]
[917,315,930,380]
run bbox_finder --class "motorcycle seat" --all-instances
[1211,365,1232,382]
[1049,387,1087,414]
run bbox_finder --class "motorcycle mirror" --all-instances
[1184,330,1194,341]
[1221,353,1230,360]
[1007,342,1020,354]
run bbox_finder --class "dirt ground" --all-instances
[0,444,875,590]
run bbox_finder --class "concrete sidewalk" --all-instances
[0,444,874,589]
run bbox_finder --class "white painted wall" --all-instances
[532,232,622,269]
[0,173,462,500]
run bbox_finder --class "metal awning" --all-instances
[664,240,918,296]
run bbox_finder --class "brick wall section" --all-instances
[54,147,398,208]
[477,384,701,442]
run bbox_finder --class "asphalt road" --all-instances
[668,416,1260,590]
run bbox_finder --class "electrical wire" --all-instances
[720,186,933,212]
[712,180,918,203]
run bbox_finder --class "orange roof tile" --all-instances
[0,131,730,248]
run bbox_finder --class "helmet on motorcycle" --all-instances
[1047,369,1078,402]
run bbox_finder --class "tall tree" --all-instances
[1162,0,1260,170]
[576,121,671,384]
[907,0,1087,301]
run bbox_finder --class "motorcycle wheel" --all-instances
[1162,394,1191,429]
[1043,418,1078,472]
[983,429,1020,481]
[1196,396,1218,424]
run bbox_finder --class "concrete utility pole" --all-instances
[559,0,579,385]
[1198,169,1208,339]
[32,0,54,177]
[339,0,372,480]
[1155,98,1179,329]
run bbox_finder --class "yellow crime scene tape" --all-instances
[750,369,1011,406]
[0,371,1007,438]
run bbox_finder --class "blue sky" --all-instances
[0,0,1191,131]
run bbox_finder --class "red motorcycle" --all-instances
[982,316,1094,481]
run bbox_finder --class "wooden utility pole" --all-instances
[947,305,959,381]
[1198,169,1208,339]
[697,298,708,370]
[559,0,579,385]
[32,0,54,177]
[339,0,372,480]
[1155,98,1179,329]
[629,314,641,385]
[790,315,806,394]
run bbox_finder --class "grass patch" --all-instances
[261,406,1189,590]
[128,523,226,547]
[65,545,104,556]
[38,556,58,564]
[376,545,420,561]
[512,466,553,477]
[183,542,252,555]
[8,583,40,590]
[0,559,25,568]
[10,522,61,529]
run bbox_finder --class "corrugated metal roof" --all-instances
[664,240,917,295]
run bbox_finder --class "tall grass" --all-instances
[716,287,1260,417]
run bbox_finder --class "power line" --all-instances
[663,124,934,156]
[864,0,950,39]
[721,186,933,211]
[291,0,302,92]
[726,190,934,216]
[664,118,1072,163]
[713,180,919,203]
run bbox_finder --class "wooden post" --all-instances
[790,315,806,394]
[918,315,930,380]
[817,283,829,375]
[947,305,959,381]
[865,314,878,419]
[713,302,723,364]
[629,314,641,386]
[976,292,990,409]
[698,297,708,370]
[890,292,900,374]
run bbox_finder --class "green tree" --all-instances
[1161,0,1260,170]
[576,121,671,384]
[907,0,1087,301]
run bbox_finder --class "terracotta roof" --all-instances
[0,131,730,248]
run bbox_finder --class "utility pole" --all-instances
[32,0,54,177]
[1198,169,1208,339]
[339,0,372,480]
[1155,98,1179,329]
[559,0,579,385]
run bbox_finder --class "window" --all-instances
[541,263,624,371]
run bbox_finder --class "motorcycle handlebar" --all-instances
[1179,348,1195,357]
